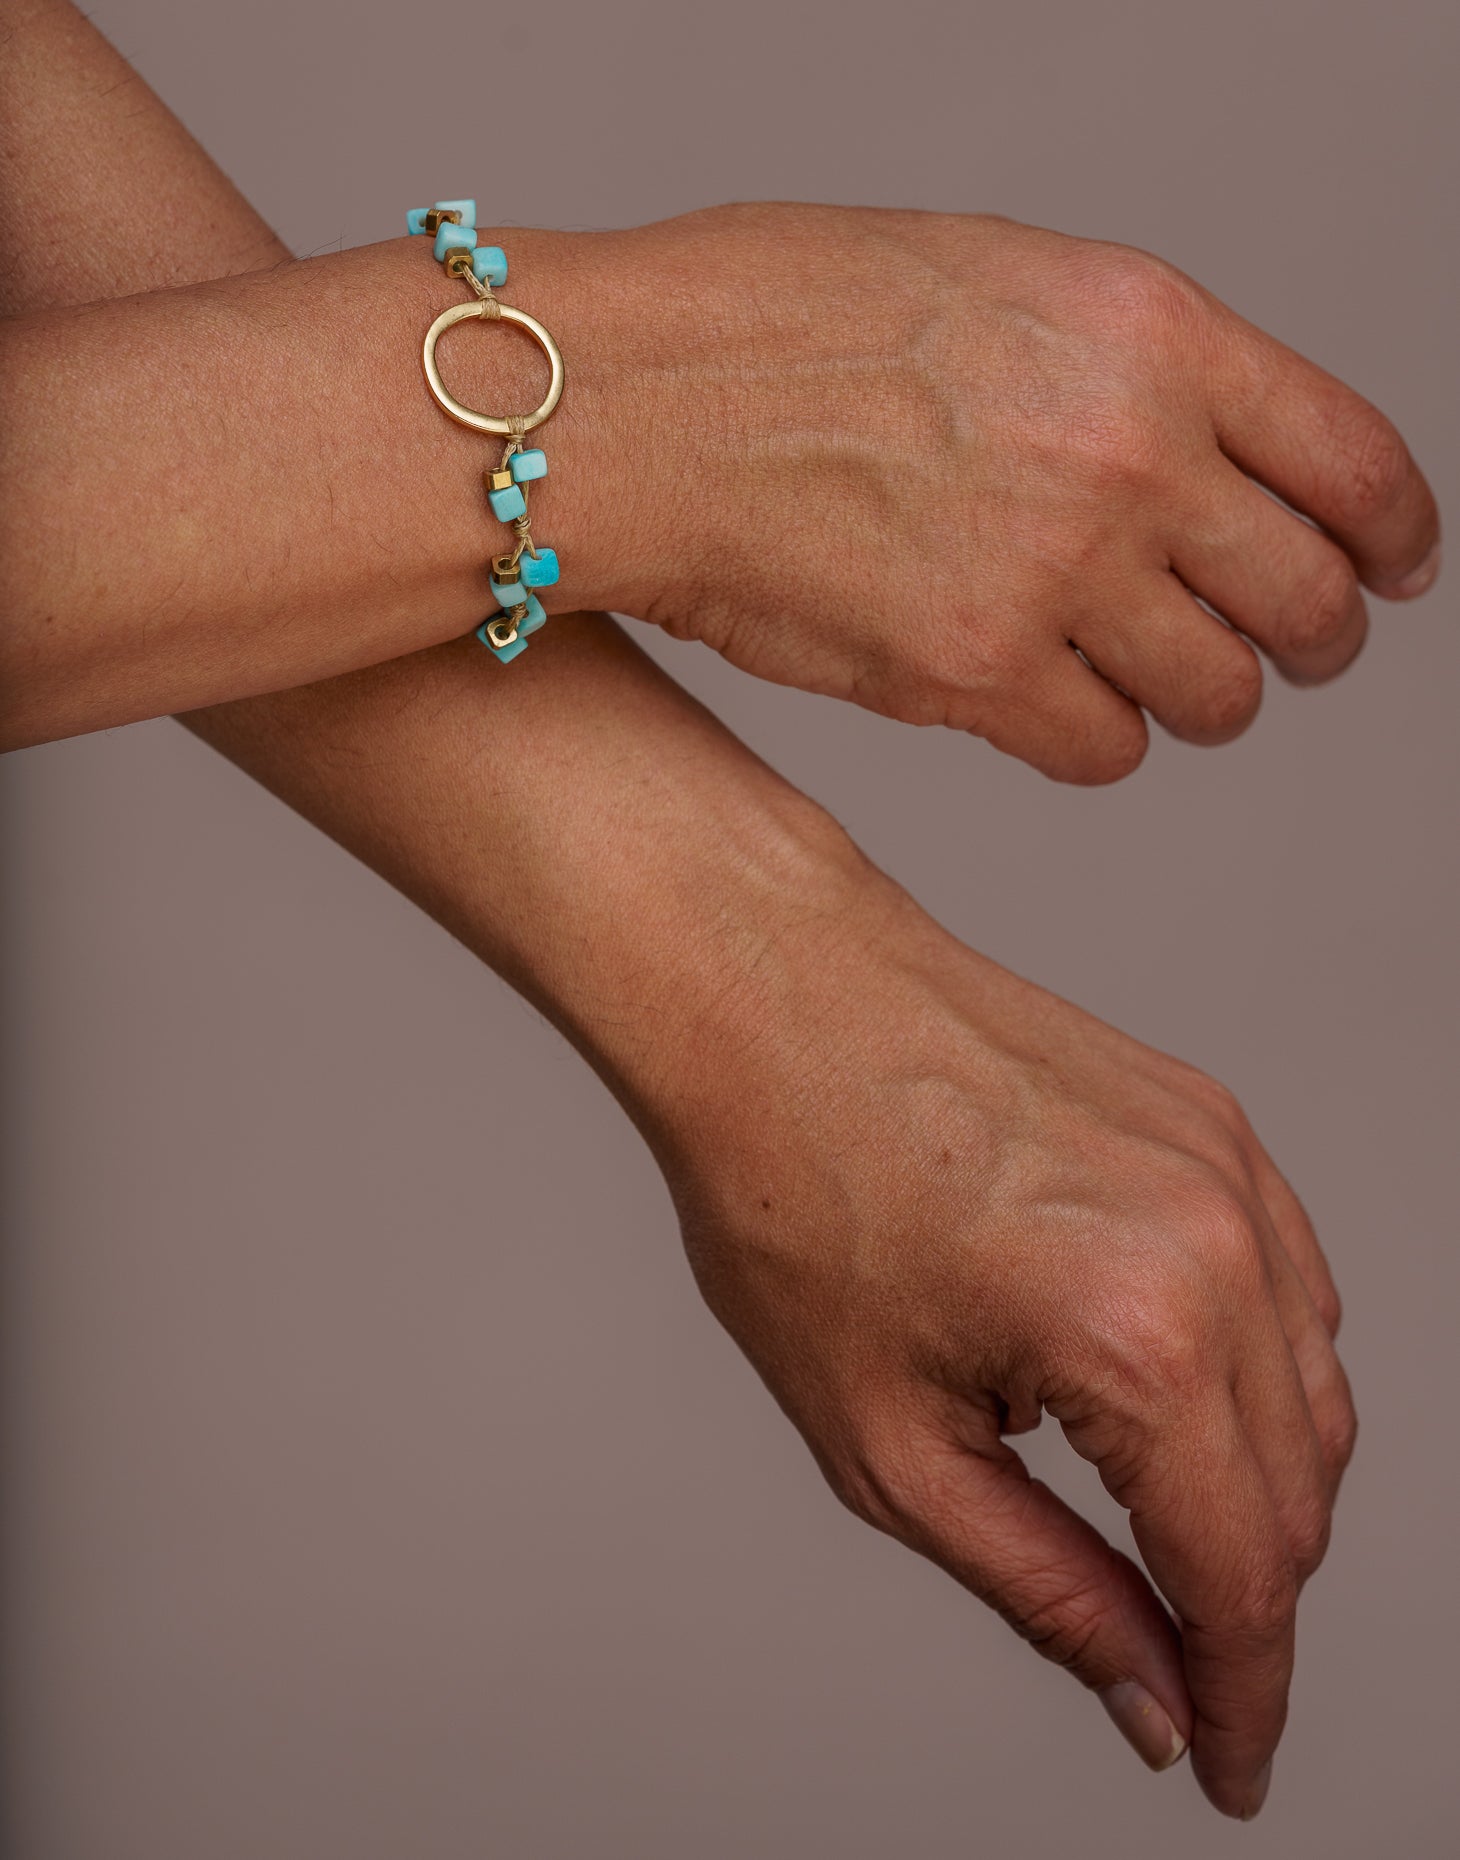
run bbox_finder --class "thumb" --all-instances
[906,1439,1193,1771]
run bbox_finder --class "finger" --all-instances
[1245,1152,1357,1499]
[1171,465,1371,686]
[1253,1224,1357,1507]
[1225,1247,1335,1578]
[973,639,1150,785]
[1071,574,1264,744]
[1246,1145,1342,1338]
[1061,1389,1295,1819]
[890,1429,1192,1771]
[1209,317,1441,599]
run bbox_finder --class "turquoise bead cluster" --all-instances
[407,196,562,664]
[405,199,508,288]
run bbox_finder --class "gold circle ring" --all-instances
[421,300,565,436]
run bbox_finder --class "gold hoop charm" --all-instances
[421,300,565,436]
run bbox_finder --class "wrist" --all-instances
[391,220,691,624]
[415,611,878,1153]
[569,796,878,1155]
[484,671,879,1149]
[185,607,880,1158]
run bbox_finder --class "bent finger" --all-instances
[970,639,1150,785]
[1225,1249,1337,1577]
[889,1430,1191,1770]
[1209,318,1440,599]
[1247,1144,1343,1338]
[1072,574,1265,744]
[1253,1228,1358,1507]
[1060,1390,1295,1820]
[1172,465,1371,685]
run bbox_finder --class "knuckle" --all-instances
[1318,1392,1359,1473]
[1092,245,1205,338]
[821,1419,950,1543]
[1282,557,1361,657]
[824,1446,914,1538]
[1017,1578,1119,1673]
[1142,1189,1247,1294]
[825,1460,903,1536]
[1312,1278,1344,1338]
[1090,717,1151,783]
[1188,1083,1262,1173]
[1141,1307,1210,1394]
[1336,413,1413,523]
[1229,1558,1299,1641]
[1058,709,1150,786]
[1177,1188,1267,1295]
[1088,1275,1212,1411]
[1288,1496,1333,1579]
[1192,1074,1251,1135]
[1197,647,1264,738]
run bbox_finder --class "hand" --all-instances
[2,194,1436,752]
[654,866,1354,1818]
[590,201,1440,780]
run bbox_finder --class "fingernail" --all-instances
[1097,1682,1187,1771]
[1387,542,1441,599]
[1240,1759,1273,1820]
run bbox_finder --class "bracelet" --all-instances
[407,198,565,664]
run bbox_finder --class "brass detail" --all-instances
[444,249,475,279]
[485,607,528,649]
[422,208,462,236]
[491,553,522,584]
[487,468,515,492]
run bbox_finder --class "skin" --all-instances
[0,22,1440,764]
[1,0,1364,1822]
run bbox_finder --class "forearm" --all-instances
[186,618,867,1152]
[0,1,675,746]
[0,0,860,1144]
[0,224,655,745]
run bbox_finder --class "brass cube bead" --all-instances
[444,249,475,279]
[422,208,462,236]
[492,553,522,585]
[487,468,516,492]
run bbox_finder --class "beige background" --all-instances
[3,1,1457,1854]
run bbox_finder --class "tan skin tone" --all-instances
[2,0,1366,1820]
[0,14,1440,760]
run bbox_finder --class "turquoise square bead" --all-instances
[519,548,559,589]
[433,197,477,227]
[475,593,546,663]
[488,483,527,522]
[472,246,508,287]
[434,222,476,262]
[406,207,431,235]
[509,448,547,483]
[489,577,523,607]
